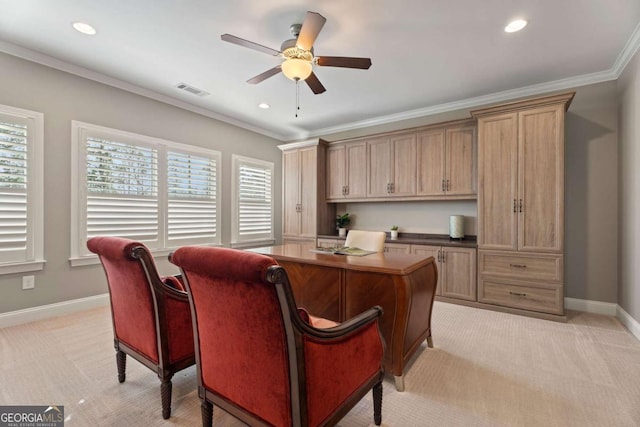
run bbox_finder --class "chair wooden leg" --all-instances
[161,378,173,419]
[373,381,383,426]
[201,400,213,427]
[116,351,126,383]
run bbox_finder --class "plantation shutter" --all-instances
[85,137,159,244]
[237,160,273,241]
[0,119,29,263]
[167,150,217,246]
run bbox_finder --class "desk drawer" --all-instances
[478,277,563,315]
[479,251,562,283]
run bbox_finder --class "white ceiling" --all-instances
[1,0,639,141]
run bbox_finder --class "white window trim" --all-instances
[70,121,221,266]
[231,154,275,248]
[0,104,45,275]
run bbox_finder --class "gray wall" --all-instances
[0,52,282,314]
[322,82,621,304]
[618,48,640,321]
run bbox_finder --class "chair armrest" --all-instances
[296,306,384,341]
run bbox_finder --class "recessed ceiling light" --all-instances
[258,103,270,109]
[72,22,97,35]
[505,19,527,33]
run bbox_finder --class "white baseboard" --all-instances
[616,305,640,342]
[564,297,640,342]
[564,297,617,316]
[0,293,110,329]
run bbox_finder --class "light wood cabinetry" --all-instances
[417,122,476,197]
[279,139,335,243]
[384,243,411,254]
[325,119,476,202]
[317,238,342,248]
[472,92,574,318]
[367,134,417,198]
[326,142,367,200]
[411,244,476,301]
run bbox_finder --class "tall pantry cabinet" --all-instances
[471,92,574,318]
[279,139,335,244]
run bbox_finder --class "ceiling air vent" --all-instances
[175,82,210,97]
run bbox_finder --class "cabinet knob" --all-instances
[442,179,445,192]
[513,199,517,213]
[446,179,450,192]
[509,263,527,268]
[519,199,523,213]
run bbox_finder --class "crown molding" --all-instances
[300,68,617,140]
[612,22,640,78]
[0,40,285,141]
[3,23,640,144]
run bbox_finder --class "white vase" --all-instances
[338,228,346,237]
[390,230,398,240]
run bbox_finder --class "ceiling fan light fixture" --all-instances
[281,58,313,81]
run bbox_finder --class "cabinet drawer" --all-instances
[478,278,563,315]
[479,251,562,283]
[384,243,411,254]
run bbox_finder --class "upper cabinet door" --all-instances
[366,137,392,198]
[391,134,417,196]
[282,149,301,236]
[445,125,477,196]
[417,129,446,196]
[345,141,367,199]
[477,113,519,250]
[326,144,346,200]
[299,147,318,237]
[518,104,564,252]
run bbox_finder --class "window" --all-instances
[231,155,274,247]
[0,105,44,274]
[71,121,220,265]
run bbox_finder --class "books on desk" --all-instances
[309,246,377,256]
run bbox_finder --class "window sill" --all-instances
[0,260,46,275]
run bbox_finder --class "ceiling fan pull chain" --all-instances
[295,79,300,118]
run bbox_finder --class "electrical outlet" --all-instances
[22,275,35,290]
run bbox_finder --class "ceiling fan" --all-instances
[221,11,372,94]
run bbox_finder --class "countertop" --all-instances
[316,232,478,248]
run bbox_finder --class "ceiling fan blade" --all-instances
[221,34,281,56]
[316,56,372,69]
[305,72,326,94]
[247,66,282,84]
[296,12,326,51]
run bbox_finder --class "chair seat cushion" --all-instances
[297,308,338,329]
[162,275,185,291]
[309,315,339,329]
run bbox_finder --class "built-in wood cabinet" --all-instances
[280,140,335,244]
[383,242,411,254]
[412,245,476,301]
[325,119,476,203]
[367,134,417,198]
[472,92,574,318]
[417,122,476,197]
[326,142,367,200]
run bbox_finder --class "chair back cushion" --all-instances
[344,230,387,252]
[170,247,292,426]
[87,236,159,363]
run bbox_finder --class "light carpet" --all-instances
[1,302,639,426]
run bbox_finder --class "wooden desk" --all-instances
[249,244,438,391]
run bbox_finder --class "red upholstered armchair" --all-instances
[169,246,385,427]
[87,236,195,419]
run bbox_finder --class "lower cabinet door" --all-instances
[440,247,477,301]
